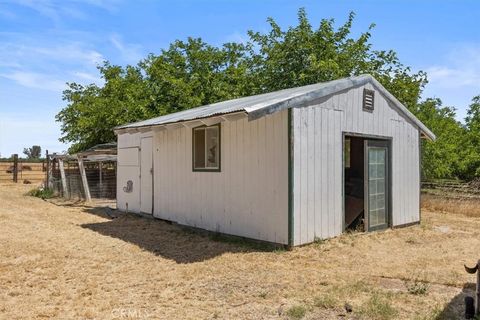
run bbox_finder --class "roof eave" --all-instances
[113,74,436,141]
[246,75,371,120]
[114,111,248,134]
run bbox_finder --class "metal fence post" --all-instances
[12,154,18,183]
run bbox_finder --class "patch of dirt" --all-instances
[1,183,479,319]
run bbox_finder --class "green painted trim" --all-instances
[393,221,420,229]
[418,130,422,223]
[287,109,294,247]
[364,139,391,232]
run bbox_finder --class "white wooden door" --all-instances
[140,137,153,214]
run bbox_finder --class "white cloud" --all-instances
[0,71,66,91]
[71,71,103,84]
[426,67,480,89]
[422,44,480,120]
[13,0,61,21]
[0,40,104,68]
[33,43,104,66]
[5,0,121,22]
[110,33,143,64]
[224,31,249,44]
[0,8,16,19]
[424,44,480,88]
[0,35,105,91]
[0,0,121,156]
[81,0,121,12]
[0,60,21,68]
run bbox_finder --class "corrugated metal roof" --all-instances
[83,142,117,151]
[115,74,435,140]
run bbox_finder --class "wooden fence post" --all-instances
[45,150,50,188]
[58,158,69,198]
[78,156,91,202]
[49,155,54,190]
[99,161,103,198]
[12,154,18,183]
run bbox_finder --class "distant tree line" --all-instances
[23,145,42,159]
[56,9,480,180]
[0,145,43,160]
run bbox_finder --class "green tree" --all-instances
[23,145,42,159]
[462,96,480,179]
[412,98,466,179]
[57,9,428,156]
[141,38,254,116]
[247,9,427,109]
[56,63,151,153]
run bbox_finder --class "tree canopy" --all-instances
[56,8,479,180]
[23,145,42,159]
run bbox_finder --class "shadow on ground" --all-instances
[436,282,475,319]
[80,207,280,264]
[47,197,117,219]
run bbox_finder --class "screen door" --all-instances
[140,137,153,214]
[364,140,389,231]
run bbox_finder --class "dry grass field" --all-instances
[1,183,480,319]
[0,162,46,183]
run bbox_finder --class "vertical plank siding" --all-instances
[152,110,289,244]
[292,84,420,245]
[117,83,421,246]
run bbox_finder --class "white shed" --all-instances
[114,74,435,246]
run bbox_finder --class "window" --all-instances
[363,88,375,111]
[193,124,220,171]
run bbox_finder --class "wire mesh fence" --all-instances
[0,159,46,183]
[421,179,480,199]
[50,158,116,200]
[51,159,85,199]
[85,161,116,199]
[0,147,117,203]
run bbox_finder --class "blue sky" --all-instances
[0,0,479,156]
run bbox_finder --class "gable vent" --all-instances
[363,88,375,111]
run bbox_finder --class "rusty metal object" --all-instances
[465,263,478,274]
[464,260,480,318]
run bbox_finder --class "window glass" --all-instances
[206,127,219,168]
[193,128,205,169]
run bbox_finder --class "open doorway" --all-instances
[344,135,390,232]
[344,136,366,231]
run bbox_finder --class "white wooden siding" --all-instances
[118,147,139,166]
[292,83,420,245]
[153,110,289,244]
